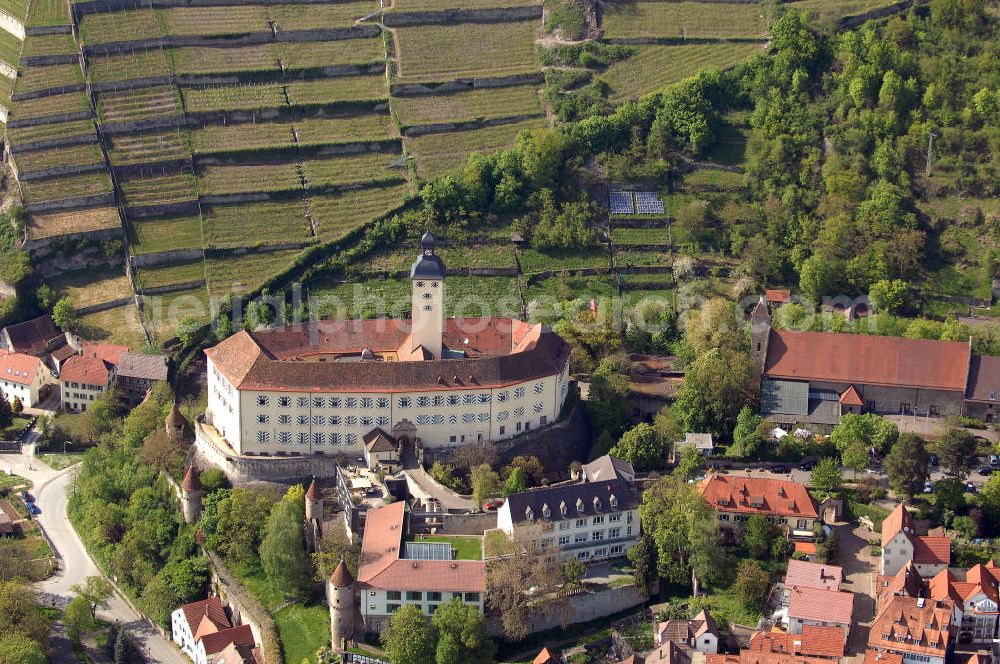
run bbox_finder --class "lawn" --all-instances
[135,260,205,289]
[6,120,97,147]
[600,42,765,103]
[38,453,84,470]
[79,9,165,44]
[0,29,21,67]
[145,286,213,340]
[307,278,412,318]
[680,168,750,192]
[611,226,672,245]
[0,471,29,491]
[393,85,543,128]
[13,63,83,96]
[393,20,539,83]
[308,183,410,242]
[517,246,611,274]
[407,117,547,181]
[77,304,149,349]
[442,276,520,317]
[0,0,28,20]
[27,206,120,241]
[301,151,405,189]
[203,199,312,249]
[412,534,483,560]
[14,142,104,174]
[600,1,767,39]
[128,213,204,255]
[205,248,302,297]
[25,0,69,26]
[20,33,76,59]
[47,267,133,308]
[524,275,617,311]
[21,171,113,204]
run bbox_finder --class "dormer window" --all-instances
[560,501,567,516]
[593,497,602,510]
[542,504,551,519]
[609,494,618,508]
[525,507,534,521]
[576,498,585,513]
[416,281,425,287]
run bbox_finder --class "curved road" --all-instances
[4,442,186,664]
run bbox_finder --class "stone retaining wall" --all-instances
[77,296,134,315]
[89,75,172,93]
[74,0,363,14]
[131,247,204,268]
[25,225,123,254]
[524,266,611,282]
[138,279,206,295]
[382,5,541,26]
[390,71,543,96]
[24,25,71,36]
[20,54,77,67]
[402,112,544,137]
[184,98,387,125]
[206,550,283,664]
[17,161,105,180]
[112,157,191,179]
[512,584,646,636]
[100,114,184,135]
[127,199,200,219]
[7,110,91,128]
[607,36,766,45]
[24,192,115,213]
[11,83,87,102]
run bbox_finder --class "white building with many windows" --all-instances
[203,233,572,457]
[496,455,641,563]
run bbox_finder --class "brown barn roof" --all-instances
[116,351,168,380]
[4,314,61,355]
[763,330,970,392]
[966,354,1000,402]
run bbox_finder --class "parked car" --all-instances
[771,465,788,474]
[21,490,33,503]
[979,467,994,476]
[990,455,1000,467]
[966,482,978,493]
[923,480,933,493]
[27,503,41,515]
[799,459,818,471]
[929,454,940,466]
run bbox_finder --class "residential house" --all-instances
[964,355,1000,423]
[670,433,713,464]
[928,564,1000,645]
[0,351,54,408]
[748,626,845,660]
[863,652,903,664]
[784,560,842,596]
[171,597,256,664]
[1,314,63,356]
[786,586,854,641]
[867,596,957,664]
[59,354,114,412]
[643,641,693,664]
[580,454,635,483]
[211,642,261,664]
[362,428,400,473]
[497,455,641,563]
[697,475,819,540]
[533,647,559,664]
[880,504,951,578]
[655,608,720,654]
[876,561,926,607]
[81,342,127,366]
[115,350,168,401]
[708,652,830,664]
[357,501,484,633]
[765,289,792,307]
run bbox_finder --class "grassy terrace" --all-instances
[21,171,112,203]
[27,206,119,239]
[518,246,610,274]
[88,49,170,84]
[203,199,311,248]
[281,39,384,69]
[393,84,543,127]
[182,83,288,112]
[107,129,189,166]
[20,33,77,58]
[0,0,28,19]
[96,85,182,123]
[121,170,198,207]
[616,248,673,267]
[268,2,375,31]
[411,534,482,561]
[394,0,539,9]
[611,226,672,245]
[407,117,546,181]
[79,10,165,44]
[160,6,270,36]
[393,20,539,83]
[129,213,203,254]
[26,0,68,26]
[205,248,300,296]
[182,76,386,112]
[170,44,278,75]
[48,266,133,308]
[301,151,404,188]
[77,303,147,349]
[296,114,392,145]
[197,161,302,195]
[14,63,84,96]
[135,259,205,289]
[191,121,295,154]
[601,42,765,102]
[788,0,899,22]
[15,142,103,172]
[6,119,96,146]
[284,75,387,106]
[10,90,89,120]
[308,182,411,241]
[0,30,21,68]
[601,1,767,39]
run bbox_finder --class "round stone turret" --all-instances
[180,465,202,523]
[328,558,356,653]
[305,478,323,522]
[166,402,187,441]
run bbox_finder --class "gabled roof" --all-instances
[766,289,791,303]
[116,351,168,380]
[912,536,950,566]
[748,626,844,659]
[3,314,61,355]
[784,560,842,593]
[864,651,903,664]
[881,504,916,548]
[839,385,863,406]
[179,597,230,636]
[363,428,397,453]
[929,564,999,606]
[60,354,112,385]
[200,624,254,658]
[0,351,41,386]
[869,595,954,658]
[786,587,854,625]
[502,478,639,525]
[533,647,557,664]
[763,330,970,392]
[878,562,925,605]
[697,475,818,519]
[581,454,634,482]
[81,342,128,366]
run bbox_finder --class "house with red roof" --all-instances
[171,597,257,664]
[59,353,115,412]
[357,501,484,633]
[0,350,53,408]
[748,626,845,660]
[880,504,951,578]
[928,562,1000,644]
[783,560,842,595]
[867,596,957,664]
[655,608,720,654]
[697,475,819,540]
[786,586,854,642]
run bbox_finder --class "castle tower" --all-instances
[409,231,445,359]
[328,559,356,653]
[166,401,187,441]
[750,295,772,382]
[180,465,203,523]
[305,478,323,522]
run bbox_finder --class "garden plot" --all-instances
[135,260,205,289]
[203,199,311,248]
[394,0,539,9]
[20,33,76,59]
[301,151,405,189]
[600,42,765,102]
[393,20,539,83]
[144,286,213,338]
[787,0,899,22]
[21,171,112,204]
[601,1,766,40]
[48,267,133,309]
[268,2,376,31]
[25,0,68,27]
[681,168,749,192]
[120,170,198,207]
[7,119,96,147]
[88,49,171,85]
[308,182,411,242]
[610,226,672,245]
[284,76,387,107]
[169,45,279,76]
[160,6,271,37]
[97,85,182,124]
[517,246,610,274]
[15,142,104,173]
[307,278,411,318]
[108,130,189,166]
[197,162,302,195]
[615,248,672,267]
[26,206,120,240]
[406,117,547,181]
[393,85,543,127]
[182,83,287,113]
[14,63,84,96]
[79,10,165,44]
[77,303,148,349]
[128,213,203,255]
[442,276,520,317]
[0,0,28,20]
[295,114,393,146]
[280,39,384,70]
[10,90,89,121]
[205,248,301,297]
[191,121,295,155]
[524,275,617,305]
[0,31,21,69]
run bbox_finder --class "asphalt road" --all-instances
[728,457,997,491]
[3,444,187,664]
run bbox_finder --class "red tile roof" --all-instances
[200,624,254,657]
[357,502,484,594]
[534,647,557,664]
[81,342,128,365]
[868,596,955,658]
[881,504,916,548]
[0,351,41,386]
[784,560,842,593]
[698,475,818,519]
[749,626,844,658]
[60,354,112,385]
[912,536,950,566]
[877,562,925,606]
[864,651,903,664]
[182,466,202,492]
[839,385,863,406]
[929,564,999,606]
[766,289,791,303]
[794,542,817,555]
[179,597,230,636]
[787,587,854,626]
[763,330,971,392]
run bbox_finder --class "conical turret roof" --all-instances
[330,558,354,587]
[305,479,320,500]
[182,465,202,491]
[167,401,187,428]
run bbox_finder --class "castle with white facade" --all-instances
[202,233,572,457]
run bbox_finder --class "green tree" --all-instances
[10,397,21,415]
[199,488,276,563]
[869,279,909,314]
[312,527,361,581]
[0,581,49,647]
[673,446,704,481]
[952,515,977,539]
[816,529,839,564]
[981,473,1000,528]
[934,478,967,519]
[673,348,756,439]
[742,515,775,558]
[0,397,12,431]
[937,428,977,480]
[113,628,133,664]
[35,284,56,311]
[610,423,666,471]
[564,558,586,587]
[683,298,747,356]
[52,297,78,332]
[0,633,46,664]
[884,433,929,501]
[470,464,500,510]
[65,595,94,642]
[382,605,436,664]
[176,317,204,348]
[502,467,527,497]
[733,560,770,610]
[199,468,227,494]
[730,406,764,459]
[259,497,311,600]
[71,576,114,621]
[810,458,843,494]
[627,536,656,599]
[432,597,496,664]
[584,355,632,439]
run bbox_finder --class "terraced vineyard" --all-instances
[600,1,766,40]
